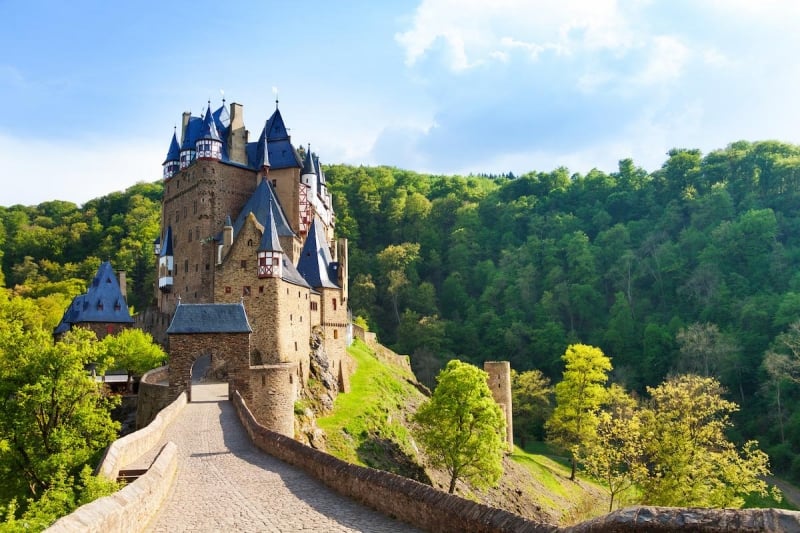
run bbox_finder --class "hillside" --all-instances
[315,338,607,526]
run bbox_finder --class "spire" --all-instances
[158,226,175,293]
[199,101,221,141]
[256,120,271,169]
[257,204,283,253]
[162,128,181,179]
[160,225,174,257]
[302,145,315,176]
[196,101,222,160]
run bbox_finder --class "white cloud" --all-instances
[396,0,636,71]
[0,133,163,206]
[633,35,690,85]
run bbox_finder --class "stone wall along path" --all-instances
[131,382,420,532]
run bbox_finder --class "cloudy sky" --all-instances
[1,0,799,206]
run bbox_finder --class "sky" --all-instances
[2,0,800,206]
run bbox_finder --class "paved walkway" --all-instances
[129,382,420,532]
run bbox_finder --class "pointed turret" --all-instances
[158,226,175,292]
[257,205,284,279]
[196,101,222,160]
[162,129,181,179]
[297,217,339,289]
[179,121,196,169]
[255,120,271,171]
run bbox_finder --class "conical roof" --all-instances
[297,217,339,289]
[163,130,180,164]
[257,204,283,253]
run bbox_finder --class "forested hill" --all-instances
[4,139,800,478]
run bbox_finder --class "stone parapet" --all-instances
[136,366,173,429]
[232,391,553,533]
[46,442,178,533]
[97,390,186,481]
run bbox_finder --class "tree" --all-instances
[0,312,119,505]
[99,328,165,391]
[511,369,552,448]
[578,384,646,511]
[674,322,737,378]
[413,360,506,494]
[639,375,771,507]
[546,344,612,480]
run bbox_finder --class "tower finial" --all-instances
[272,86,279,109]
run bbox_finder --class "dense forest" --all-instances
[4,140,800,481]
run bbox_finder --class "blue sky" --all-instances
[2,0,800,206]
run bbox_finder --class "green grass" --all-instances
[316,339,424,468]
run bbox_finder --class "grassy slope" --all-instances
[317,339,607,525]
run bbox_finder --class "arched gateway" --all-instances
[165,302,298,436]
[166,302,251,403]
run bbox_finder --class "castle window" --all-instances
[195,264,198,272]
[107,325,114,334]
[294,341,298,351]
[183,206,187,217]
[333,329,339,340]
[175,210,179,222]
[189,230,192,242]
[332,298,337,311]
[193,200,197,214]
[243,286,251,296]
[247,239,253,247]
[272,179,277,188]
[262,375,266,386]
[310,301,318,311]
[241,260,247,269]
[259,286,264,294]
[184,260,189,273]
[225,286,231,294]
[290,314,293,322]
[206,263,210,270]
[97,302,104,311]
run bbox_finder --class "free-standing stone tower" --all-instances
[484,361,513,449]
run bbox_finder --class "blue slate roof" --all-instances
[166,104,301,173]
[257,204,283,253]
[160,226,174,257]
[232,179,295,240]
[166,303,252,334]
[302,146,315,175]
[246,109,302,170]
[54,261,134,335]
[200,102,221,141]
[296,217,339,289]
[164,131,180,164]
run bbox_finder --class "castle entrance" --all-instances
[188,352,228,403]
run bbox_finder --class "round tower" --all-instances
[484,361,513,450]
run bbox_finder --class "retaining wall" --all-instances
[232,390,555,533]
[46,442,178,533]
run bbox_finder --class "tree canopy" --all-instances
[413,360,506,493]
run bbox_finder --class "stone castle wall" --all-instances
[244,363,298,438]
[166,332,250,401]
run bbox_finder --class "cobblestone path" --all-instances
[130,383,420,532]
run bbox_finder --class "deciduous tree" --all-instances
[413,360,506,494]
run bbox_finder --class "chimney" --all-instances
[117,270,128,303]
[228,102,247,165]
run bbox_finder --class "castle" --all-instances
[144,98,351,435]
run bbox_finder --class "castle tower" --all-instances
[483,361,513,450]
[257,205,283,279]
[158,225,174,293]
[162,129,181,179]
[196,102,223,161]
